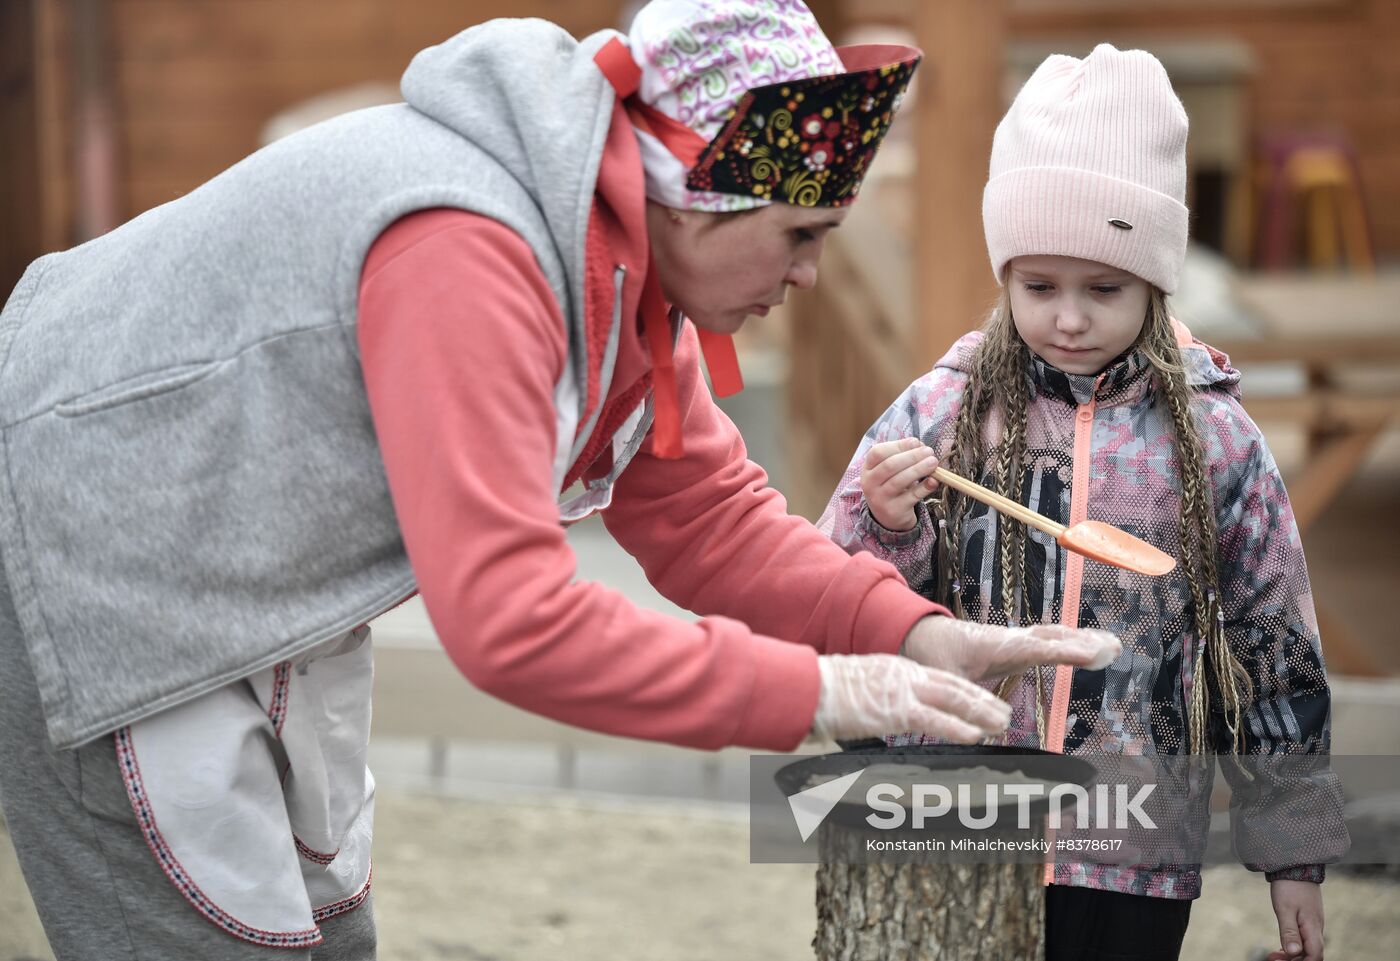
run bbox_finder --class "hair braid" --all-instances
[1139,293,1255,754]
[993,351,1039,739]
[937,297,1042,740]
[941,320,1000,607]
[995,368,1030,627]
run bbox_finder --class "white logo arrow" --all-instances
[787,769,864,842]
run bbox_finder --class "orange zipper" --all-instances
[1043,374,1104,885]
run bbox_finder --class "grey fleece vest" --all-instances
[0,20,635,748]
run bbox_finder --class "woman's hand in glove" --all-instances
[810,654,1012,743]
[901,616,1122,683]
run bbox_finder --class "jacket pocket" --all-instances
[54,361,223,418]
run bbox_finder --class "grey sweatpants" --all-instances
[0,559,377,961]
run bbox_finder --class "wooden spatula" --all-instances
[928,465,1176,577]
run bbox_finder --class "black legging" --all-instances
[1045,884,1192,961]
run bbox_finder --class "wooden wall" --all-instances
[1003,0,1400,259]
[1,0,625,294]
[114,0,626,217]
[5,0,1396,297]
[1,1,43,298]
[842,0,1399,259]
[4,1,75,294]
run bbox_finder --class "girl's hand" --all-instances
[860,437,940,532]
[1264,880,1324,960]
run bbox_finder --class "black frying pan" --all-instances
[775,741,1098,832]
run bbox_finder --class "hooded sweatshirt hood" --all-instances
[401,19,623,313]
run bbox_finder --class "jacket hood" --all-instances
[934,319,1242,398]
[401,20,622,288]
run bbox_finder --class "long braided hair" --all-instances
[936,288,1254,754]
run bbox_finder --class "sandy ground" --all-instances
[3,790,1398,961]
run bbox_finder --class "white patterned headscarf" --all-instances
[627,0,844,211]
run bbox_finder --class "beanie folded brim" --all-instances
[983,166,1188,294]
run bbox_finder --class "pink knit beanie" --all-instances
[982,44,1189,294]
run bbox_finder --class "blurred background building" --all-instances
[3,0,1399,800]
[3,0,1399,776]
[1,2,1398,957]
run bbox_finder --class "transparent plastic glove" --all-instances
[901,616,1123,683]
[811,654,1013,743]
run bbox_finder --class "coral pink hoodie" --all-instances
[356,103,943,752]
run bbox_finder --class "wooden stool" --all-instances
[1254,134,1375,273]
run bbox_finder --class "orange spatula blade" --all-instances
[1058,520,1176,576]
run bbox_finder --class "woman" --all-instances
[0,1,1119,956]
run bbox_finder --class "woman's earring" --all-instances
[667,208,682,223]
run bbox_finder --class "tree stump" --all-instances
[814,860,1044,961]
[792,743,1080,960]
[813,814,1045,961]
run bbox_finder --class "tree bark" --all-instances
[814,832,1044,961]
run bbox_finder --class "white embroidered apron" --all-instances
[115,626,375,949]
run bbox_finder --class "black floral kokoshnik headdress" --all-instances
[686,45,921,207]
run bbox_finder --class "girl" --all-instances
[819,45,1338,961]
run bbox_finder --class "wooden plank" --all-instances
[379,0,624,48]
[113,0,622,61]
[911,0,1004,371]
[805,0,851,43]
[826,210,912,347]
[112,0,397,61]
[0,0,41,295]
[1236,395,1400,427]
[127,178,224,213]
[844,0,913,26]
[118,56,404,114]
[124,111,340,164]
[1214,337,1400,364]
[1286,422,1385,532]
[1009,0,1362,29]
[820,240,917,402]
[784,415,830,522]
[1314,605,1379,678]
[1229,275,1400,341]
[106,0,625,218]
[35,0,74,255]
[1014,0,1352,10]
[72,0,122,240]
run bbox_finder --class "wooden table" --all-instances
[1212,272,1400,675]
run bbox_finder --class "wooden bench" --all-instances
[1213,273,1400,675]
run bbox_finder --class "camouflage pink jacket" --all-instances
[818,327,1340,899]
